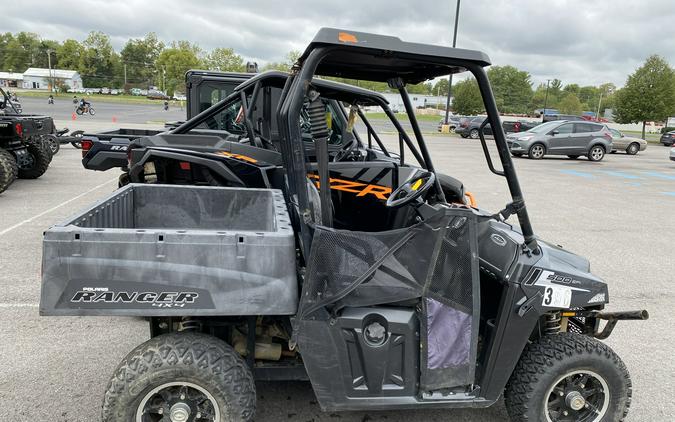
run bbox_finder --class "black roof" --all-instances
[298,28,492,84]
[235,70,389,106]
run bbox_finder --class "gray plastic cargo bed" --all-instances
[40,184,297,316]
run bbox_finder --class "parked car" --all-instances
[660,130,675,146]
[456,117,539,139]
[542,114,586,123]
[502,120,539,134]
[506,120,613,161]
[455,116,488,138]
[436,116,461,132]
[147,90,170,100]
[670,146,675,162]
[609,128,647,155]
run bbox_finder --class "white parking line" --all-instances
[0,177,117,236]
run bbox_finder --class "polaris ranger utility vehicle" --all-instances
[0,87,54,193]
[80,70,254,171]
[40,28,647,422]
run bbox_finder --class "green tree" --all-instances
[433,78,449,96]
[2,32,41,72]
[407,82,432,95]
[452,78,483,115]
[121,33,164,88]
[80,31,118,88]
[0,33,14,70]
[558,93,583,114]
[56,39,84,70]
[204,47,244,72]
[262,50,301,72]
[155,42,202,96]
[487,65,533,114]
[614,55,675,138]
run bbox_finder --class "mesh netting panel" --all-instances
[296,208,479,391]
[427,215,475,313]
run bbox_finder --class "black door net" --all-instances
[295,207,480,391]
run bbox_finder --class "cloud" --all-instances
[4,0,675,87]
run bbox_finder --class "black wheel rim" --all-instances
[136,382,220,422]
[545,370,609,422]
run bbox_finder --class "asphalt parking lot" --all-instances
[0,134,673,421]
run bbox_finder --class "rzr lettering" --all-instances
[308,174,392,200]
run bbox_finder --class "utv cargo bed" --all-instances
[40,184,297,316]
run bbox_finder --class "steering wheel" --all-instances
[386,171,436,208]
[332,138,357,162]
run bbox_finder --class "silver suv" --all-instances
[506,120,613,161]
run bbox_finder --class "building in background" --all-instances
[0,72,24,88]
[21,68,83,91]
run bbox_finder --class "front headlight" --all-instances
[518,135,533,141]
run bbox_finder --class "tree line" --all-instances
[0,31,299,95]
[452,56,675,137]
[2,31,673,133]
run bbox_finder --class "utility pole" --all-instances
[46,50,54,92]
[542,79,551,122]
[444,0,461,124]
[596,91,603,120]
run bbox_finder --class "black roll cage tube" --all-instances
[281,46,538,254]
[468,64,537,250]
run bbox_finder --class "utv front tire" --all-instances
[505,333,631,422]
[102,332,256,422]
[17,142,50,179]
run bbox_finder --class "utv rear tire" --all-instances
[102,332,256,422]
[528,143,546,159]
[0,149,18,193]
[18,142,50,179]
[505,333,631,422]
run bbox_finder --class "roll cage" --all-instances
[277,28,538,256]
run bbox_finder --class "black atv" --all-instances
[0,87,54,193]
[40,28,647,422]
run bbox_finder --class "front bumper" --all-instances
[563,309,649,339]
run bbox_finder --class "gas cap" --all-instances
[364,321,387,346]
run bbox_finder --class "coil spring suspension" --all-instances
[178,317,201,331]
[544,311,562,334]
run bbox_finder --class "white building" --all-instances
[0,72,23,88]
[22,68,83,91]
[364,93,449,113]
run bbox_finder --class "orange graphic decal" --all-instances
[308,174,391,200]
[214,151,258,164]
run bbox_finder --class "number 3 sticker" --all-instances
[542,286,572,308]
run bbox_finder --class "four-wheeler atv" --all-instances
[40,28,647,422]
[0,86,54,193]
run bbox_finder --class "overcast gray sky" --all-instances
[5,0,675,87]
